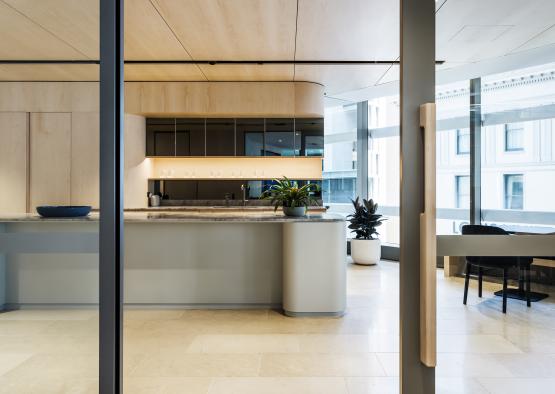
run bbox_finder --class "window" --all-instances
[456,129,470,154]
[504,174,523,210]
[504,123,524,151]
[455,175,470,208]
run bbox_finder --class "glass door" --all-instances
[435,1,555,393]
[0,1,100,391]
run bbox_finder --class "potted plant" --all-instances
[262,177,321,217]
[348,197,387,265]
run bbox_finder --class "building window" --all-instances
[504,123,524,152]
[504,174,524,209]
[456,129,470,154]
[455,175,470,208]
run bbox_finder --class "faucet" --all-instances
[240,184,249,207]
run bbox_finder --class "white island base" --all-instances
[0,213,347,317]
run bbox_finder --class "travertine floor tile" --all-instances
[130,354,261,378]
[259,354,386,377]
[208,377,348,394]
[187,334,300,354]
[477,377,555,394]
[0,261,552,393]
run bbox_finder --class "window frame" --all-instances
[504,123,525,152]
[456,129,470,155]
[503,173,524,210]
[455,174,470,209]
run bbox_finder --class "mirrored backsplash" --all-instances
[148,179,323,206]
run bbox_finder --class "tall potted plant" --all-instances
[348,197,386,265]
[262,177,321,217]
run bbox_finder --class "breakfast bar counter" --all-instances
[0,211,346,316]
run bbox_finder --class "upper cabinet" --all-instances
[145,117,324,158]
[236,119,264,157]
[176,118,205,156]
[206,119,235,156]
[146,118,175,156]
[265,119,296,157]
[295,118,324,157]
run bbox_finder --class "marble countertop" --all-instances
[0,211,345,223]
[126,206,327,212]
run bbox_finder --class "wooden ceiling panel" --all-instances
[3,0,98,59]
[124,64,206,81]
[151,0,297,60]
[125,0,191,60]
[0,1,89,59]
[0,64,98,81]
[294,65,391,95]
[296,0,399,61]
[199,64,294,81]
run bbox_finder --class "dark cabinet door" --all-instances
[295,118,324,156]
[146,118,175,156]
[265,118,295,157]
[176,119,205,156]
[206,119,235,156]
[236,119,264,156]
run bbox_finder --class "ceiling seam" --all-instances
[148,0,208,81]
[0,0,92,60]
[436,0,449,13]
[293,0,299,82]
[374,59,398,86]
[509,23,555,54]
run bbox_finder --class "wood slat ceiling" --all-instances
[0,0,554,97]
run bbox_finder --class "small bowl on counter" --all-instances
[36,206,92,218]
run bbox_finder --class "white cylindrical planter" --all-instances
[283,220,346,316]
[350,239,381,265]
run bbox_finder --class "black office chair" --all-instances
[461,224,532,313]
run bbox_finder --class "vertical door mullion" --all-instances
[470,78,482,224]
[356,101,369,199]
[399,0,436,393]
[99,0,124,392]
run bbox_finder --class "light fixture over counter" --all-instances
[148,157,323,181]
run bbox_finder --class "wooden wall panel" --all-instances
[0,82,99,113]
[0,112,28,213]
[30,113,71,208]
[71,112,100,208]
[0,82,323,117]
[124,81,324,117]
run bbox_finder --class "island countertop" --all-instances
[0,211,345,223]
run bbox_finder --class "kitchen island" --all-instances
[0,211,346,316]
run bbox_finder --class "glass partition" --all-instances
[322,103,358,213]
[0,2,100,390]
[481,64,555,233]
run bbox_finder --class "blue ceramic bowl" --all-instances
[36,206,92,218]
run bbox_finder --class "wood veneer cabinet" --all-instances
[0,112,28,213]
[29,112,71,208]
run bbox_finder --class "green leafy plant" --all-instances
[347,197,387,240]
[262,177,321,212]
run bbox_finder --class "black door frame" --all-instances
[399,0,436,393]
[99,0,124,392]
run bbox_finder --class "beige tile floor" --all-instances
[0,261,554,393]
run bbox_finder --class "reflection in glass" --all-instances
[323,104,357,210]
[265,119,295,156]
